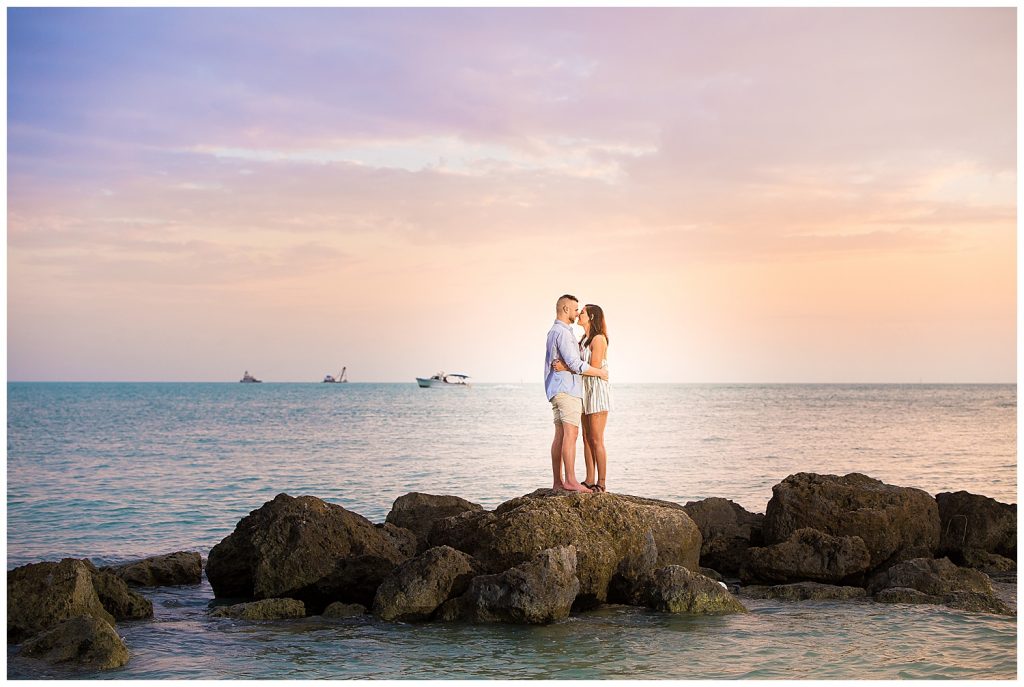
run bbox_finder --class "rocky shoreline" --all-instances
[7,472,1016,672]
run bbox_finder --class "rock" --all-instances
[936,491,1016,562]
[874,587,939,605]
[740,581,867,601]
[439,546,580,624]
[102,551,203,587]
[429,490,701,606]
[19,616,129,670]
[7,559,115,644]
[372,546,480,622]
[322,602,367,618]
[206,493,414,611]
[683,497,764,576]
[210,598,306,621]
[872,587,1014,616]
[867,557,994,596]
[699,567,724,582]
[763,473,940,572]
[644,565,748,614]
[386,493,484,552]
[960,549,1016,575]
[943,591,1015,616]
[84,562,153,621]
[741,528,871,585]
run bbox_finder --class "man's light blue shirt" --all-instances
[544,320,590,401]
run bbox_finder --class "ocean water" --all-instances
[6,382,1017,679]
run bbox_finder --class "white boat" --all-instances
[240,370,262,383]
[416,372,470,388]
[323,366,348,383]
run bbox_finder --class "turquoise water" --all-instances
[6,383,1018,679]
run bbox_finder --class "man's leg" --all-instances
[559,421,589,492]
[551,423,565,490]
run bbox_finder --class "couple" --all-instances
[544,294,613,494]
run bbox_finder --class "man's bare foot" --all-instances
[562,480,593,493]
[552,481,567,491]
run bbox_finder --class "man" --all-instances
[545,294,609,493]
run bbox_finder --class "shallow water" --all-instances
[6,383,1017,678]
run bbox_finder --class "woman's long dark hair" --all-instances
[581,304,609,348]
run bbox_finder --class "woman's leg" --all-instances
[582,414,596,486]
[588,412,609,490]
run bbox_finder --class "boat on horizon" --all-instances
[416,372,470,388]
[240,371,262,383]
[323,367,349,383]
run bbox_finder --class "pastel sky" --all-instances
[7,7,1016,383]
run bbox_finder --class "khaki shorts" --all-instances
[550,392,583,427]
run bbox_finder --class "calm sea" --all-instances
[6,383,1017,679]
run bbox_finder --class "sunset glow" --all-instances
[7,7,1016,382]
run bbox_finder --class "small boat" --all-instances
[416,372,471,388]
[240,370,262,383]
[323,367,349,383]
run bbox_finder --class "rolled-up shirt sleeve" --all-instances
[556,329,590,375]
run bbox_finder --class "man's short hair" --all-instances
[556,294,579,310]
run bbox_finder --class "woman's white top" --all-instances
[582,340,613,414]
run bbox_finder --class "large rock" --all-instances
[429,490,701,606]
[741,528,871,585]
[740,581,868,601]
[19,616,129,670]
[683,497,764,576]
[7,559,115,643]
[85,562,153,621]
[867,556,994,596]
[764,473,940,571]
[322,602,366,618]
[438,546,580,624]
[936,491,1016,565]
[644,565,747,614]
[205,493,415,611]
[102,551,203,587]
[386,493,484,552]
[873,586,1013,616]
[209,598,306,621]
[372,546,480,622]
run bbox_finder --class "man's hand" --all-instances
[551,359,568,373]
[598,368,609,381]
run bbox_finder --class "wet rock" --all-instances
[210,598,306,621]
[386,493,484,552]
[19,616,128,670]
[206,493,414,611]
[322,602,366,618]
[438,546,580,624]
[874,587,938,605]
[740,581,867,601]
[741,528,871,585]
[936,491,1016,563]
[683,497,764,576]
[7,559,115,644]
[85,562,153,621]
[959,549,1016,575]
[372,546,480,622]
[429,490,701,606]
[867,557,994,596]
[102,551,203,587]
[763,473,940,572]
[699,567,724,582]
[943,591,1014,616]
[644,565,747,614]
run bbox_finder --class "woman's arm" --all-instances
[589,335,608,367]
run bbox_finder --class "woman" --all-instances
[552,304,612,493]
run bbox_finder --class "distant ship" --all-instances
[323,367,348,383]
[240,370,262,383]
[416,372,470,388]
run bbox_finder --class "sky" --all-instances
[6,7,1017,383]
